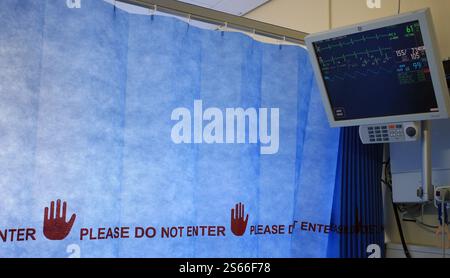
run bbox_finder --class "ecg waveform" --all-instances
[315,33,395,53]
[314,21,430,85]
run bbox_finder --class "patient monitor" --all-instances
[305,9,450,202]
[305,8,450,129]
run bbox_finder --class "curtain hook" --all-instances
[220,22,228,37]
[278,36,285,50]
[149,4,157,15]
[281,36,287,48]
[149,4,156,20]
[219,22,228,31]
[186,14,192,31]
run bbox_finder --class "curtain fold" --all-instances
[0,0,340,258]
[327,127,385,258]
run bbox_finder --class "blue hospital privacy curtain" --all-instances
[0,0,341,258]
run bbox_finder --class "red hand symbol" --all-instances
[230,202,249,237]
[43,199,76,240]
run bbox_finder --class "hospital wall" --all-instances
[247,0,450,250]
[247,0,450,58]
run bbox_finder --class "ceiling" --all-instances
[107,0,271,30]
[177,0,270,16]
[109,0,270,16]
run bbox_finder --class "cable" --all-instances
[381,179,392,191]
[397,0,401,15]
[393,202,411,258]
[396,203,420,214]
[383,159,411,258]
[402,217,439,229]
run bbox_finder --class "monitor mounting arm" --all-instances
[419,120,433,201]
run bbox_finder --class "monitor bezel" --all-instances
[305,8,450,128]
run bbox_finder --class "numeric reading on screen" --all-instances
[313,20,438,121]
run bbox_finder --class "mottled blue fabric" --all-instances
[0,0,340,258]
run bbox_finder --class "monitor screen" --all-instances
[312,20,438,121]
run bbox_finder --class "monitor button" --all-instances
[406,127,417,137]
[334,108,345,118]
